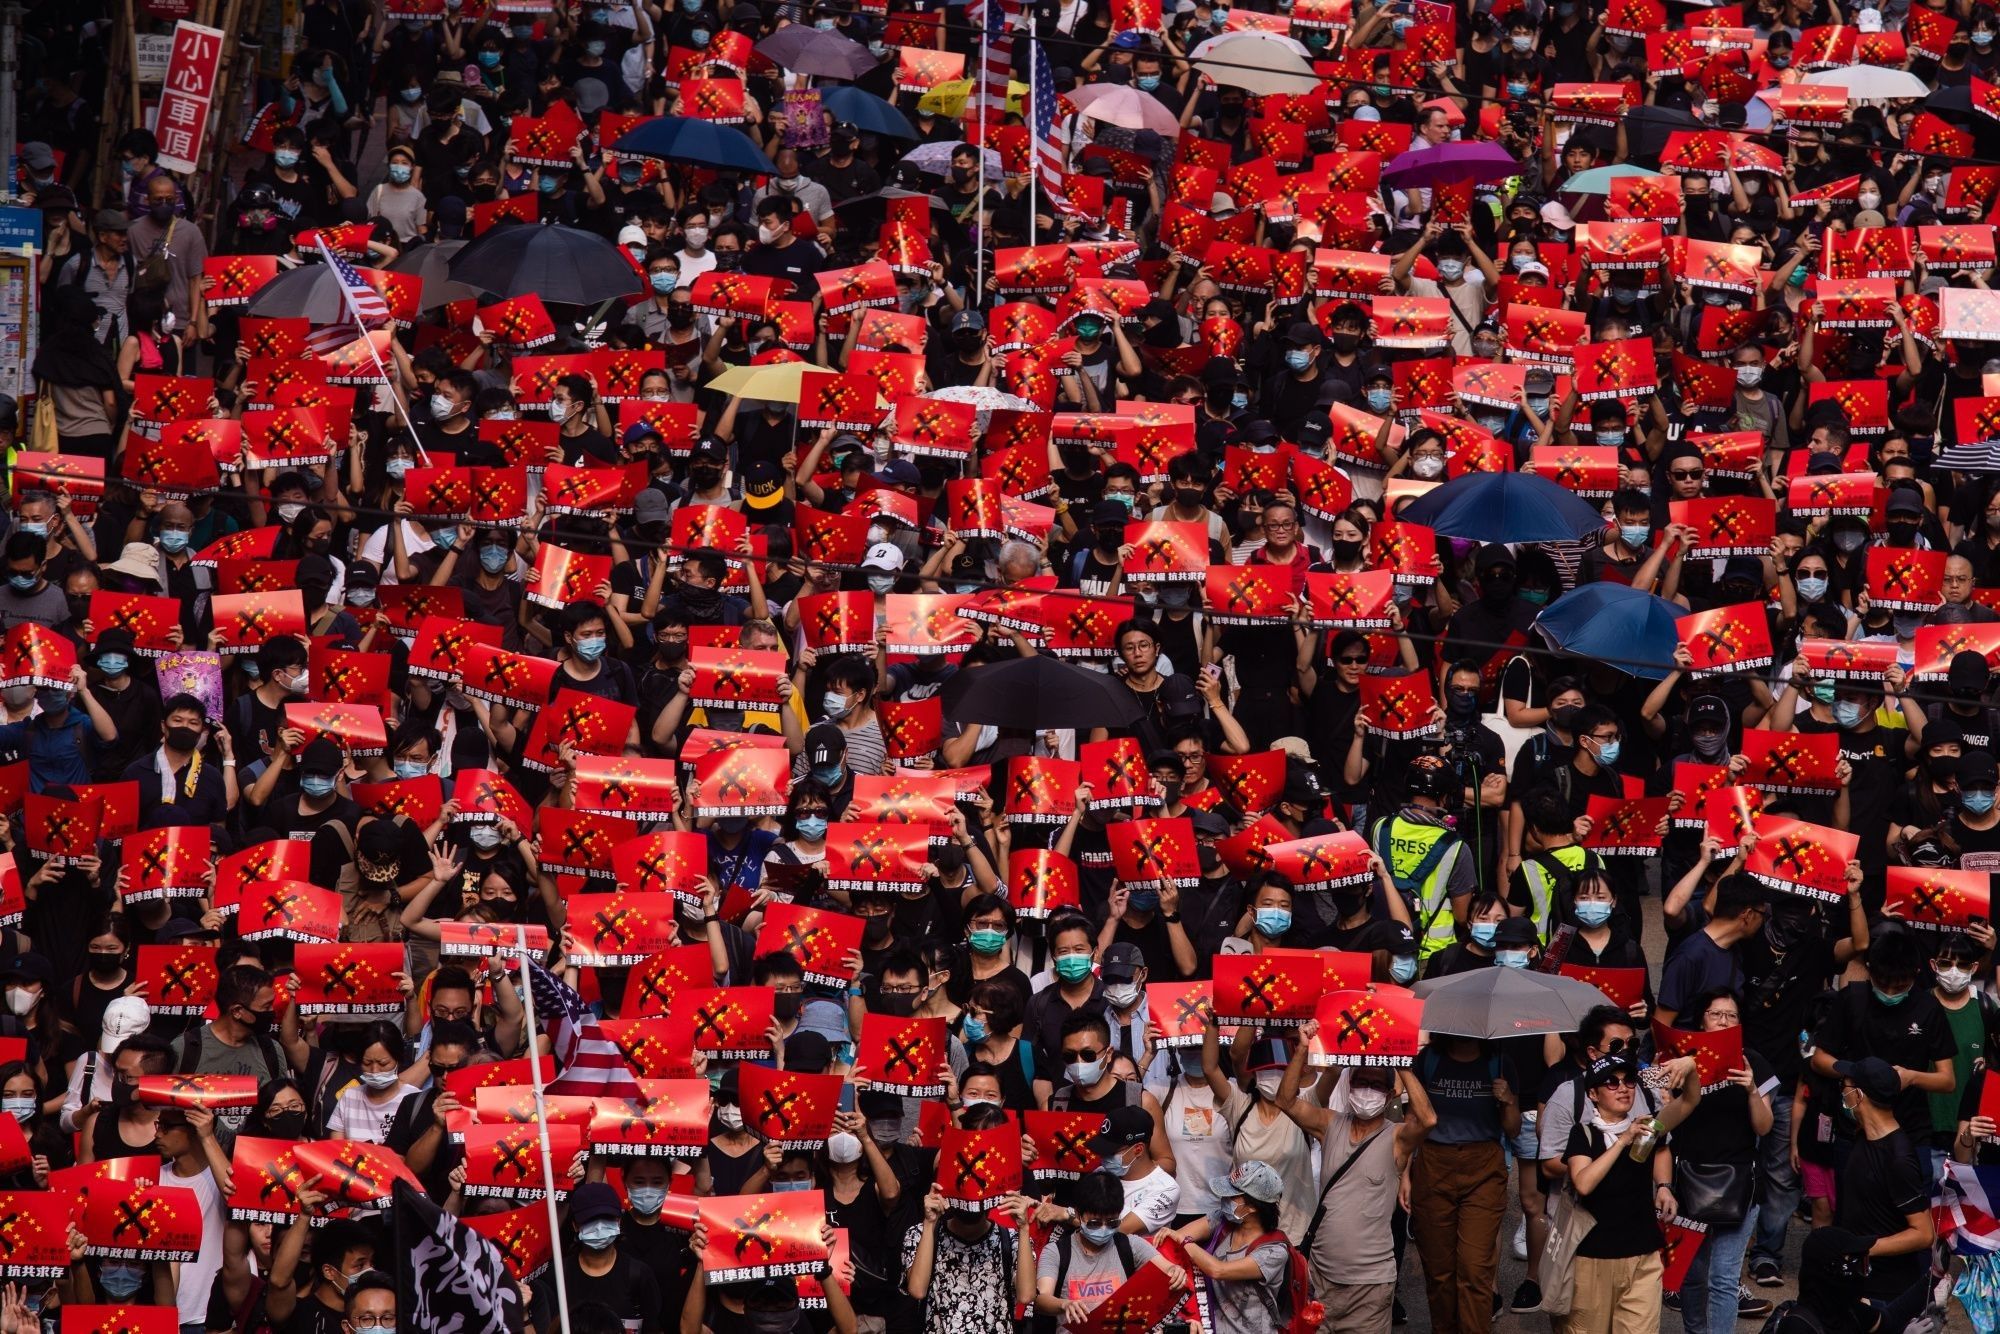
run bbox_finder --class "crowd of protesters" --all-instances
[17,0,2000,1329]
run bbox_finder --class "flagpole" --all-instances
[516,927,575,1334]
[314,235,430,465]
[974,9,990,303]
[1026,19,1038,245]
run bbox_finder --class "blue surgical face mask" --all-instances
[539,174,562,194]
[348,588,375,608]
[1575,901,1614,927]
[387,457,413,480]
[1966,790,1998,816]
[1366,388,1394,412]
[1254,908,1292,937]
[586,39,606,55]
[1231,390,1248,410]
[1873,985,1910,1006]
[7,575,36,593]
[1834,700,1865,729]
[650,270,677,294]
[1080,1222,1119,1246]
[98,1261,146,1299]
[822,691,851,720]
[962,1013,989,1042]
[393,759,428,780]
[1286,348,1313,372]
[159,528,191,554]
[809,764,843,787]
[1796,576,1829,601]
[301,774,337,798]
[479,545,511,573]
[1617,524,1649,549]
[274,149,300,168]
[1054,953,1094,983]
[575,635,607,662]
[1137,74,1161,89]
[388,163,413,183]
[1470,921,1499,947]
[15,523,45,540]
[432,527,458,551]
[1390,955,1418,983]
[795,814,828,841]
[1068,1057,1108,1086]
[1594,739,1622,766]
[400,87,423,103]
[693,26,711,42]
[1496,949,1531,969]
[1811,681,1836,706]
[95,654,129,678]
[1128,889,1160,912]
[1520,589,1551,606]
[477,49,502,67]
[627,1186,667,1215]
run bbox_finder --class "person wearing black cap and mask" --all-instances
[928,309,994,390]
[1260,321,1329,438]
[1441,545,1537,710]
[1829,1056,1937,1326]
[1913,650,2000,753]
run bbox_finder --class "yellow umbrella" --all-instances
[919,79,972,117]
[706,360,822,403]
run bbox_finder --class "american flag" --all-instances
[1030,39,1072,216]
[523,958,644,1100]
[967,0,1014,148]
[307,236,392,356]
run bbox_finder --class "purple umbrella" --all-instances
[1380,140,1523,190]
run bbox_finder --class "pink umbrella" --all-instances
[1065,84,1183,136]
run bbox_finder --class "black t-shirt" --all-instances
[1795,716,1901,878]
[1676,1046,1777,1165]
[1949,813,2000,873]
[1739,926,1840,1085]
[541,1249,663,1333]
[1812,981,1957,1136]
[740,237,826,301]
[1835,1129,1930,1300]
[1565,1121,1664,1258]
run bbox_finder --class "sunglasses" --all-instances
[1066,1048,1104,1063]
[1599,1074,1640,1089]
[1669,469,1704,481]
[1336,655,1370,665]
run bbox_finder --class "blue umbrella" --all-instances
[1534,584,1689,681]
[821,85,919,141]
[1399,472,1608,543]
[610,116,776,174]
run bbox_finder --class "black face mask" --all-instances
[861,914,892,943]
[1174,487,1206,509]
[668,306,696,329]
[165,725,202,752]
[690,466,722,488]
[1331,539,1364,565]
[714,250,743,271]
[262,1109,307,1139]
[1479,571,1516,605]
[772,992,801,1021]
[657,640,689,665]
[1094,524,1124,549]
[1447,688,1480,720]
[1550,704,1583,733]
[873,990,915,1017]
[88,953,123,979]
[1198,844,1222,873]
[1331,333,1361,353]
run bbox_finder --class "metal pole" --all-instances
[315,235,429,463]
[1026,17,1037,245]
[0,3,23,202]
[973,12,989,301]
[515,928,575,1334]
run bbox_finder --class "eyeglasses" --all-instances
[1177,752,1205,766]
[1589,733,1621,744]
[351,1317,397,1330]
[1264,519,1298,531]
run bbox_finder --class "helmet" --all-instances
[238,183,278,215]
[1405,754,1452,800]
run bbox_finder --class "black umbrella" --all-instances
[1620,104,1702,164]
[445,222,639,305]
[939,655,1143,731]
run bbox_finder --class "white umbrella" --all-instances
[926,385,1037,435]
[1066,83,1184,135]
[1801,64,1929,100]
[1189,30,1321,96]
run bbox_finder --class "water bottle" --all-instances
[1628,1116,1662,1163]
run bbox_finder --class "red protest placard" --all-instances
[1306,986,1422,1067]
[686,647,788,712]
[696,1191,829,1285]
[1676,603,1775,678]
[1108,817,1202,890]
[1797,637,1897,684]
[1263,830,1375,889]
[535,808,635,880]
[1743,815,1859,904]
[283,701,388,757]
[855,1013,948,1096]
[691,748,790,819]
[1652,1020,1744,1093]
[1024,1109,1107,1180]
[824,823,933,895]
[520,690,635,774]
[0,1191,79,1277]
[1212,953,1321,1027]
[1738,730,1842,796]
[1073,1260,1184,1334]
[739,1065,843,1150]
[1121,521,1209,583]
[935,1125,1023,1210]
[1667,496,1776,560]
[137,943,217,1016]
[1009,848,1082,918]
[588,1080,712,1159]
[1866,546,1947,612]
[436,922,551,962]
[1580,793,1668,856]
[118,824,210,902]
[133,1074,259,1109]
[62,1310,179,1334]
[210,590,306,655]
[1884,866,1992,932]
[460,1124,585,1199]
[290,943,406,1018]
[756,904,865,989]
[1361,672,1441,738]
[459,643,557,710]
[236,881,341,943]
[1080,736,1156,811]
[573,756,682,819]
[78,1183,205,1261]
[566,892,677,967]
[1559,965,1647,1010]
[675,987,777,1060]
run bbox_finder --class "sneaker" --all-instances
[1752,1258,1783,1288]
[1663,1291,1682,1312]
[1738,1287,1775,1320]
[1512,1217,1527,1260]
[1392,1296,1407,1326]
[1512,1280,1543,1314]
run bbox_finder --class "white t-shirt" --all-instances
[326,1081,422,1144]
[161,1159,226,1327]
[1120,1165,1181,1232]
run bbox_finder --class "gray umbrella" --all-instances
[242,263,361,324]
[754,26,877,79]
[1411,968,1613,1039]
[386,240,488,310]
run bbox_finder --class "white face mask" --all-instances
[757,222,783,245]
[1254,1070,1284,1100]
[717,1104,743,1130]
[5,988,37,1017]
[827,1131,863,1163]
[1347,1087,1390,1120]
[1858,191,1882,210]
[1937,965,1976,994]
[1103,982,1140,1008]
[684,225,709,248]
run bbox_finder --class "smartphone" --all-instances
[838,1083,856,1114]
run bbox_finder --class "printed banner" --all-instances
[1306,986,1422,1067]
[1742,815,1858,903]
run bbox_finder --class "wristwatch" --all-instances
[1162,912,1183,923]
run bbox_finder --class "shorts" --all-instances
[1802,1159,1839,1207]
[1511,1112,1540,1163]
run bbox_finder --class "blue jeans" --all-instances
[1681,1203,1759,1334]
[1751,1094,1801,1270]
